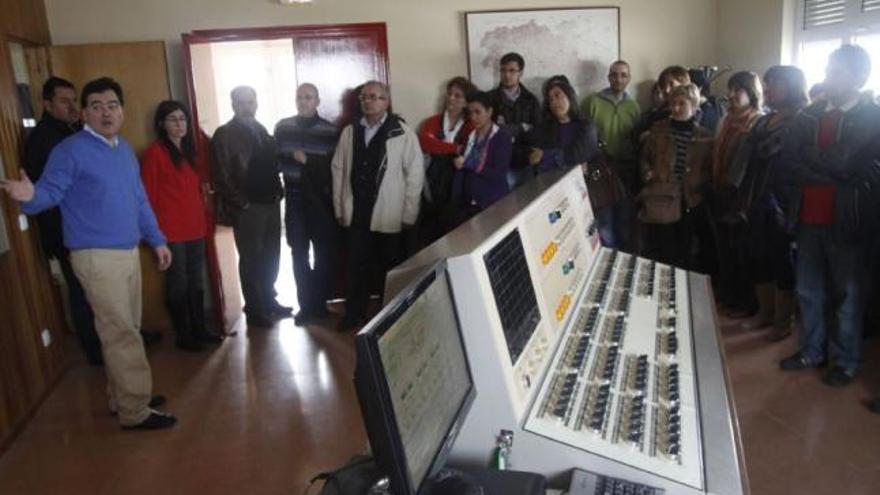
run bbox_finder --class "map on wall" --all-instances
[466,8,620,103]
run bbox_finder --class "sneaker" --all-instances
[779,352,827,371]
[821,366,856,387]
[122,411,177,431]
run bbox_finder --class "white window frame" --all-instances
[793,0,880,52]
[792,0,880,94]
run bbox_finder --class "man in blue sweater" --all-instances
[1,77,176,430]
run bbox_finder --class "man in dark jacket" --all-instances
[23,77,104,364]
[488,52,542,188]
[274,83,340,326]
[213,86,290,328]
[778,45,880,387]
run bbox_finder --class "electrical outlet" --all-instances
[18,214,28,231]
[41,328,51,347]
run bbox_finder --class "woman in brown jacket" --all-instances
[638,83,713,269]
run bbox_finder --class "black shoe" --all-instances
[779,352,827,371]
[294,308,329,326]
[821,366,856,387]
[336,317,364,333]
[246,313,275,328]
[140,330,163,346]
[110,395,167,416]
[867,399,880,415]
[122,411,177,431]
[269,302,293,318]
[175,338,204,352]
[193,331,223,344]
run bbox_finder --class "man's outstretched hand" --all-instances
[0,169,35,202]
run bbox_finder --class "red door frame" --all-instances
[180,23,390,331]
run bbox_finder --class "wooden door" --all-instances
[293,30,389,123]
[48,41,175,334]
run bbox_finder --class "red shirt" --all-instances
[140,140,207,242]
[800,109,843,226]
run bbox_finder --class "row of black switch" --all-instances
[664,332,679,356]
[551,372,580,418]
[631,355,649,394]
[584,306,600,333]
[624,394,646,444]
[661,364,682,458]
[587,383,612,431]
[599,346,620,382]
[566,334,591,370]
[637,261,656,297]
[608,316,625,344]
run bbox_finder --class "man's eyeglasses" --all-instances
[360,93,388,102]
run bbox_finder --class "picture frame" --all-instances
[465,7,620,103]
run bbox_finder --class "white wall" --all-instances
[716,0,793,88]
[45,0,722,125]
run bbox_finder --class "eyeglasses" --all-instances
[165,116,188,123]
[87,101,120,112]
[359,93,388,102]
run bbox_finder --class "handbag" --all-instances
[637,181,682,224]
[582,153,625,211]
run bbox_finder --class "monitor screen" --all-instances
[355,261,475,495]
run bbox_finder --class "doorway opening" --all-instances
[182,23,390,332]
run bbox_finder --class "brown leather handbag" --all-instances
[582,155,625,211]
[637,181,682,224]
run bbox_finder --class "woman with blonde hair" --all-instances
[638,83,713,269]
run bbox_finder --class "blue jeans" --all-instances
[795,225,869,370]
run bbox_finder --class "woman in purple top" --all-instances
[528,75,600,174]
[450,91,513,228]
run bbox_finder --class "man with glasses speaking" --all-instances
[331,81,424,332]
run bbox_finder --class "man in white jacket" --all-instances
[331,80,424,331]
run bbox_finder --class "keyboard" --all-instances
[568,468,664,495]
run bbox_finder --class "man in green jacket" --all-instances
[583,60,641,249]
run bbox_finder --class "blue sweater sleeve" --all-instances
[21,146,76,215]
[134,167,166,247]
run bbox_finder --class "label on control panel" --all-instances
[555,293,573,321]
[541,241,559,265]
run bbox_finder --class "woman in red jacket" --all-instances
[417,76,476,244]
[141,100,221,351]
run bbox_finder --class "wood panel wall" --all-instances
[0,0,69,454]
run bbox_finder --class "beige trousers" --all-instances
[70,248,152,426]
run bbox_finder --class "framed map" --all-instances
[466,7,620,103]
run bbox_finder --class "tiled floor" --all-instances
[0,272,879,493]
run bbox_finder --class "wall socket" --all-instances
[41,328,51,348]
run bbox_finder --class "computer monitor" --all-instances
[354,261,475,495]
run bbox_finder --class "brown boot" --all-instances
[740,283,774,330]
[766,289,793,342]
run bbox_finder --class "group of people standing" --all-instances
[3,42,880,432]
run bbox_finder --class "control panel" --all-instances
[524,251,702,489]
